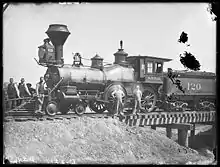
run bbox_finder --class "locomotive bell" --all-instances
[46,24,71,65]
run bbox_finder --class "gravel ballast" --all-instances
[3,117,215,164]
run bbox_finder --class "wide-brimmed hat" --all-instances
[44,38,50,42]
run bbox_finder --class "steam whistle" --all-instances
[120,40,123,49]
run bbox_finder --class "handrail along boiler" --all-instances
[36,24,215,116]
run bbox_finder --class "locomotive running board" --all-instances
[95,99,110,103]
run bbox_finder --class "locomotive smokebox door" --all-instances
[46,24,71,65]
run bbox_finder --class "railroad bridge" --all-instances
[119,110,216,148]
[120,111,215,126]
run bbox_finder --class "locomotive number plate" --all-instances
[187,82,201,91]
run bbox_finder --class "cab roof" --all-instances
[127,55,172,62]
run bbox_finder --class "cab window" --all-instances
[155,63,162,73]
[147,62,153,73]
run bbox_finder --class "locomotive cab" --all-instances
[126,55,172,82]
[126,55,172,112]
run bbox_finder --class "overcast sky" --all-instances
[3,3,216,85]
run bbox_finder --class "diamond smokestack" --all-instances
[46,24,70,65]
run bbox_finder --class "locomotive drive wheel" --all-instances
[45,101,58,116]
[141,87,157,112]
[75,102,86,116]
[105,84,127,115]
[89,100,106,114]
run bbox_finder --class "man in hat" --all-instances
[38,38,55,63]
[27,83,35,96]
[132,85,144,115]
[38,39,47,63]
[111,85,125,116]
[35,76,47,114]
[7,78,20,110]
[18,78,31,106]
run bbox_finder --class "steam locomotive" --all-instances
[32,24,216,116]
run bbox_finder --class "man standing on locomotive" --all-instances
[111,85,125,116]
[35,76,47,114]
[18,78,31,106]
[132,85,144,115]
[7,78,20,110]
[38,38,55,64]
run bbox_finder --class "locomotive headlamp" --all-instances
[73,53,82,66]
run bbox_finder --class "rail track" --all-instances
[3,110,112,122]
[4,113,112,122]
[3,108,216,126]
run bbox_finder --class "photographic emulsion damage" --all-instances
[3,3,217,165]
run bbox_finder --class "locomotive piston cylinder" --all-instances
[46,24,70,65]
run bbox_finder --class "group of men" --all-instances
[5,77,47,114]
[6,78,31,110]
[111,85,144,116]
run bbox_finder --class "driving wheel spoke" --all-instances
[89,100,106,114]
[141,87,157,112]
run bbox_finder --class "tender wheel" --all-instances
[75,102,86,116]
[199,101,215,111]
[89,100,106,114]
[170,101,188,112]
[141,87,157,112]
[209,103,215,111]
[46,101,58,116]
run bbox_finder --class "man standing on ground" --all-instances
[132,85,144,115]
[35,77,46,114]
[7,78,20,110]
[111,85,125,116]
[18,78,31,106]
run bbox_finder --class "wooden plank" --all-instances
[152,123,193,130]
[14,118,28,122]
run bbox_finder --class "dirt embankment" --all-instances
[3,117,215,164]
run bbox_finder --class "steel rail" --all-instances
[3,112,116,122]
[3,109,216,123]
